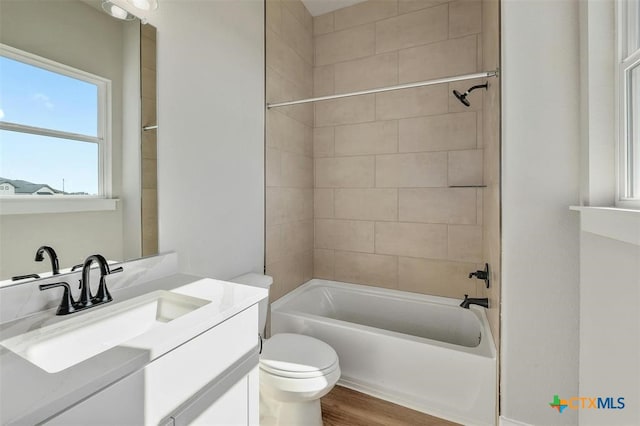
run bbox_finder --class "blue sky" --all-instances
[0,55,99,194]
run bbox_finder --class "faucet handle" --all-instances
[468,263,490,288]
[39,282,77,315]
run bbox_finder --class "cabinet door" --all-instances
[145,305,258,425]
[185,375,248,425]
[45,370,145,425]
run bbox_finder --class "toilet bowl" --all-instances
[230,273,340,426]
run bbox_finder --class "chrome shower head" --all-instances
[452,83,489,107]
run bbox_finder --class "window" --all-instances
[0,44,111,198]
[617,0,640,204]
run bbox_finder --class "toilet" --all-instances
[230,273,340,426]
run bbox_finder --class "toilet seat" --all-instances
[260,333,339,379]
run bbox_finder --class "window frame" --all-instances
[616,0,640,208]
[0,43,113,200]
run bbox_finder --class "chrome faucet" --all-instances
[35,245,60,275]
[460,294,489,309]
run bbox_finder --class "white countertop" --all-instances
[0,273,267,425]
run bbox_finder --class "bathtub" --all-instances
[270,279,496,426]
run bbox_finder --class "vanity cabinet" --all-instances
[46,305,260,425]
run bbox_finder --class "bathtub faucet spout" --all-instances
[460,294,489,309]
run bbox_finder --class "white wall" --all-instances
[501,0,581,425]
[146,1,265,279]
[579,222,640,425]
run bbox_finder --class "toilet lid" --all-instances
[260,333,338,378]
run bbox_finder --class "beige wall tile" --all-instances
[299,249,314,283]
[142,130,157,159]
[282,7,313,64]
[448,224,482,262]
[267,255,303,302]
[266,148,281,187]
[266,66,297,103]
[398,257,477,298]
[335,188,398,221]
[141,97,156,127]
[449,0,482,38]
[316,156,375,187]
[315,219,375,252]
[267,69,314,128]
[335,120,398,156]
[315,24,375,66]
[313,127,335,157]
[334,52,398,93]
[476,109,484,148]
[314,65,334,96]
[266,187,313,226]
[266,224,284,265]
[448,149,483,186]
[375,5,448,53]
[375,222,447,258]
[476,187,483,225]
[376,84,448,120]
[334,251,398,289]
[266,0,282,35]
[282,219,314,254]
[399,188,477,224]
[267,29,312,89]
[314,188,334,218]
[399,35,478,83]
[376,152,448,187]
[482,0,500,69]
[281,151,313,188]
[398,0,447,14]
[282,0,312,31]
[142,158,157,189]
[314,12,334,35]
[140,35,156,71]
[141,66,156,102]
[334,0,398,31]
[314,249,335,279]
[267,109,312,154]
[142,186,157,248]
[316,94,375,126]
[399,112,477,152]
[448,78,484,112]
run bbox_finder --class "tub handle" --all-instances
[469,263,490,288]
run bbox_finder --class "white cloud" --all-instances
[33,93,54,110]
[0,109,4,120]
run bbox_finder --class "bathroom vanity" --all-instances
[0,259,266,425]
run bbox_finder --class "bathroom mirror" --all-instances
[0,0,157,283]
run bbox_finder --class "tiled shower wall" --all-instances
[312,0,488,300]
[480,0,500,346]
[265,0,501,346]
[265,0,315,302]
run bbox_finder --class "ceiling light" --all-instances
[127,0,158,11]
[101,0,136,20]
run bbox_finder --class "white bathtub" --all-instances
[270,279,496,426]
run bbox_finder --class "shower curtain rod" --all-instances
[266,70,499,109]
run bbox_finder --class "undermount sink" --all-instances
[1,290,210,373]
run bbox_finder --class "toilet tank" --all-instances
[229,273,272,336]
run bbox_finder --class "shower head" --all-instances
[452,83,489,107]
[453,90,471,107]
